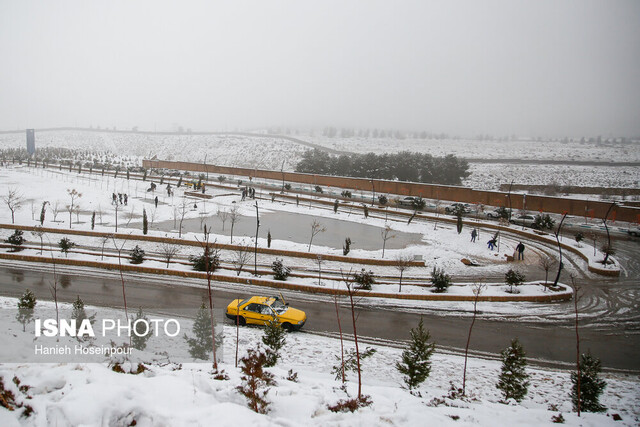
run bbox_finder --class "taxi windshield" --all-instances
[268,298,287,314]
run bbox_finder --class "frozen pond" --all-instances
[151,210,424,251]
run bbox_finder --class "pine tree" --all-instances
[17,289,37,332]
[236,347,276,414]
[496,338,529,402]
[456,210,463,234]
[40,202,47,225]
[431,266,451,293]
[58,237,75,257]
[271,259,291,280]
[71,295,96,341]
[6,230,25,252]
[130,245,145,264]
[395,318,435,390]
[71,295,95,324]
[262,319,287,367]
[142,208,148,235]
[571,352,607,413]
[131,307,152,351]
[184,303,213,360]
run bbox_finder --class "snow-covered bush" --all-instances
[271,259,291,281]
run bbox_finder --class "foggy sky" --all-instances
[1,0,639,137]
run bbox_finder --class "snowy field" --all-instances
[1,130,639,191]
[0,296,638,426]
[301,133,640,163]
[0,130,308,171]
[465,163,640,191]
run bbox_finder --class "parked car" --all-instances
[225,296,307,331]
[628,226,640,237]
[486,208,505,219]
[445,203,471,215]
[398,196,419,207]
[509,214,537,228]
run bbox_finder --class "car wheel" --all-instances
[281,322,293,332]
[236,316,246,326]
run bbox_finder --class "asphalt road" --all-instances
[1,261,638,372]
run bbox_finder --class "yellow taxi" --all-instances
[225,296,307,331]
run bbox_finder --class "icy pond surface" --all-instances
[152,210,424,250]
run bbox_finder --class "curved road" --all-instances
[1,239,638,371]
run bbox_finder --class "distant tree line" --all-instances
[295,149,471,185]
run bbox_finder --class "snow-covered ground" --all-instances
[0,130,308,171]
[0,164,605,291]
[1,296,637,426]
[1,130,639,191]
[300,133,640,163]
[466,163,640,191]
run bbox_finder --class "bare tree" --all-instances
[316,255,324,285]
[112,236,131,346]
[198,206,207,230]
[217,208,229,231]
[45,235,60,341]
[195,225,219,371]
[254,201,260,275]
[381,224,395,258]
[341,268,367,400]
[394,254,413,292]
[111,200,120,233]
[160,241,180,267]
[31,226,46,254]
[308,219,326,252]
[149,207,158,227]
[333,287,345,384]
[570,274,582,416]
[125,205,136,226]
[178,199,189,238]
[433,198,441,230]
[539,255,557,288]
[100,234,112,260]
[228,205,241,243]
[552,213,568,286]
[463,283,486,396]
[51,201,61,222]
[96,204,104,225]
[3,188,23,224]
[66,188,82,229]
[173,206,178,229]
[233,241,252,276]
[73,204,82,224]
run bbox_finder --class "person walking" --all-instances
[487,238,496,250]
[516,242,525,260]
[124,194,128,205]
[471,229,477,242]
[154,196,158,208]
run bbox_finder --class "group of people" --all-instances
[112,192,128,205]
[470,228,526,260]
[241,187,256,201]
